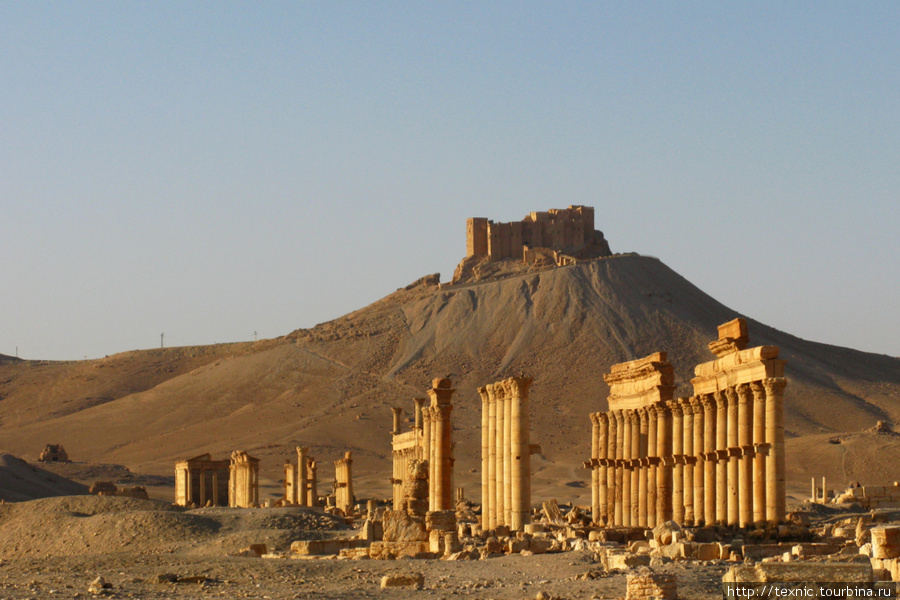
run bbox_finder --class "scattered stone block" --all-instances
[871,527,900,559]
[380,573,424,590]
[626,567,677,600]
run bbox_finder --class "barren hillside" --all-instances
[1,254,898,504]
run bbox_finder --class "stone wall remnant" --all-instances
[228,450,260,508]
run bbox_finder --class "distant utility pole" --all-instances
[160,333,164,348]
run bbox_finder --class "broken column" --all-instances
[297,447,309,507]
[334,451,354,516]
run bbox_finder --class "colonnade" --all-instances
[587,319,787,528]
[422,378,455,511]
[478,376,533,531]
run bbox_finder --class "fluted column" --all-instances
[614,410,625,525]
[479,387,492,529]
[691,397,705,525]
[308,459,318,506]
[507,377,532,531]
[647,406,658,529]
[751,381,767,524]
[681,398,694,526]
[737,383,753,528]
[631,410,641,526]
[726,387,739,526]
[765,378,787,524]
[715,392,728,524]
[606,410,617,524]
[297,447,309,507]
[656,404,673,524]
[638,408,649,527]
[669,401,684,525]
[414,397,426,434]
[701,394,716,526]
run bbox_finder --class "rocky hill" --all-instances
[1,254,898,504]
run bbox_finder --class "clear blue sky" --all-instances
[2,2,898,360]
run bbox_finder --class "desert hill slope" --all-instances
[1,254,898,502]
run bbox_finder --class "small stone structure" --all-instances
[587,318,787,527]
[37,444,69,463]
[478,376,537,531]
[626,567,677,600]
[333,451,354,515]
[228,450,260,508]
[175,453,230,507]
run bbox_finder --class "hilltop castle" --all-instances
[453,206,612,283]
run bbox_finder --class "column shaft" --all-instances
[702,395,716,526]
[656,405,673,524]
[726,387,739,526]
[614,410,625,526]
[737,384,753,528]
[692,398,705,525]
[622,410,633,527]
[681,399,694,526]
[751,382,766,524]
[638,409,649,527]
[607,412,617,525]
[647,407,658,529]
[670,401,684,525]
[715,392,728,524]
[598,413,609,525]
[480,387,492,530]
[765,378,787,523]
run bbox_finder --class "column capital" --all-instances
[724,386,740,405]
[639,407,650,424]
[689,396,704,414]
[427,378,455,406]
[590,412,601,426]
[502,376,533,397]
[596,412,609,425]
[749,381,766,399]
[612,409,625,423]
[715,391,728,410]
[677,397,693,412]
[700,393,716,410]
[763,377,787,396]
[736,383,753,404]
[654,403,669,418]
[431,404,453,422]
[478,386,490,404]
[666,400,682,416]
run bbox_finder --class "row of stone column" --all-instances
[284,447,319,507]
[588,378,786,528]
[478,377,533,532]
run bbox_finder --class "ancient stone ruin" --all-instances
[228,450,260,508]
[587,318,787,527]
[478,376,537,532]
[283,446,319,507]
[37,443,69,463]
[175,453,230,507]
[333,451,354,515]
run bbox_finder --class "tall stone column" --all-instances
[297,447,309,507]
[507,376,532,531]
[681,398,694,526]
[308,459,318,506]
[726,387,739,526]
[764,378,787,524]
[638,408,649,527]
[715,392,728,524]
[701,394,716,526]
[493,384,505,527]
[598,412,609,525]
[656,404,673,524]
[622,409,633,527]
[427,378,456,512]
[606,410,618,525]
[647,406,658,529]
[751,381,767,524]
[737,383,753,528]
[630,409,641,526]
[503,382,513,526]
[590,412,601,524]
[669,401,684,525]
[479,386,492,530]
[691,397,705,525]
[423,407,433,504]
[614,410,625,526]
